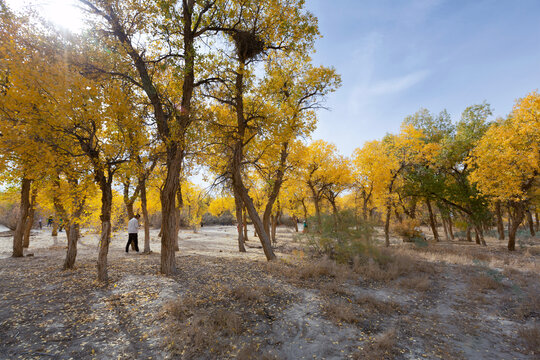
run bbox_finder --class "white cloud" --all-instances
[370,69,431,95]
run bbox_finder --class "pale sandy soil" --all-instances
[0,225,538,359]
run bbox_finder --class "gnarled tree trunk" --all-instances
[507,202,525,251]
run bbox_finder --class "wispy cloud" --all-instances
[369,69,431,95]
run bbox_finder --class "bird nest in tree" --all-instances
[231,30,265,63]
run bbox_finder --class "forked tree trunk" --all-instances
[293,215,299,232]
[23,187,37,248]
[234,191,246,252]
[13,178,31,257]
[507,202,525,251]
[495,201,505,240]
[140,178,151,253]
[475,226,487,246]
[262,142,288,236]
[426,199,440,242]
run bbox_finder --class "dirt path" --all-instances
[0,226,538,359]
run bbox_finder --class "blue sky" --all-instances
[7,0,540,158]
[306,0,540,155]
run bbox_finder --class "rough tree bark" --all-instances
[233,190,246,252]
[13,178,31,257]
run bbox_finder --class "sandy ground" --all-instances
[0,225,538,359]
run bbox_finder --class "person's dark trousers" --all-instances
[126,233,139,252]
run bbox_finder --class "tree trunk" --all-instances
[293,215,298,232]
[308,184,322,231]
[507,202,525,251]
[23,187,37,248]
[475,226,487,246]
[234,191,246,252]
[96,173,114,282]
[63,184,84,270]
[384,203,391,247]
[495,201,505,240]
[466,226,472,242]
[441,215,450,241]
[448,215,454,240]
[262,142,288,236]
[526,209,535,237]
[13,178,31,257]
[140,178,151,254]
[243,208,248,241]
[230,60,275,261]
[52,222,58,237]
[426,199,440,241]
[64,222,80,269]
[160,151,182,275]
[271,213,277,244]
[535,210,539,232]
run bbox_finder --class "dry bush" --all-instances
[469,274,503,292]
[398,274,432,292]
[356,295,402,315]
[353,250,427,282]
[319,282,353,297]
[354,327,398,359]
[525,247,540,256]
[515,293,540,320]
[297,257,350,280]
[231,285,272,303]
[162,296,196,321]
[164,297,245,358]
[211,309,244,335]
[518,323,540,355]
[324,299,358,324]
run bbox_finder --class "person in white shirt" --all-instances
[126,214,140,253]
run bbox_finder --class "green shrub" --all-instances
[305,210,376,264]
